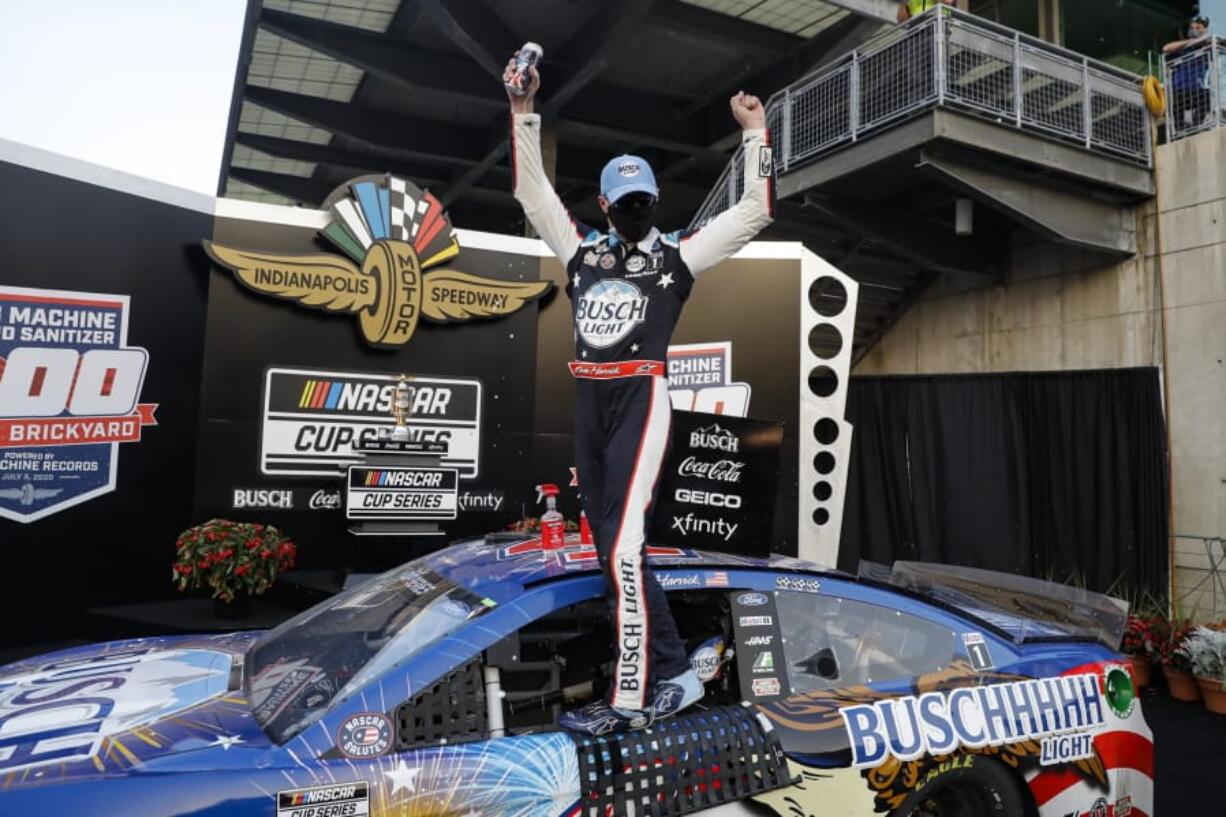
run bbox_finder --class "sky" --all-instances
[0,0,249,195]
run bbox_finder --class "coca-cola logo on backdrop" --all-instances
[677,456,744,483]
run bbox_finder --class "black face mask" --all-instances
[608,193,657,243]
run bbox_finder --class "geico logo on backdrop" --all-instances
[675,488,741,508]
[232,489,293,509]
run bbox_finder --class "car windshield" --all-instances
[244,564,492,744]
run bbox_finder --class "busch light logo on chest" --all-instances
[576,279,648,349]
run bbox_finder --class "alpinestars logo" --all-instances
[576,279,648,349]
[205,174,551,348]
[689,423,739,453]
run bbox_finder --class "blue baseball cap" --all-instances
[600,154,659,203]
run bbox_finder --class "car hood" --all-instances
[0,632,272,787]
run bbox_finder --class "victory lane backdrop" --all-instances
[0,158,213,644]
[195,211,549,568]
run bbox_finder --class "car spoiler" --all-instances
[858,560,1129,650]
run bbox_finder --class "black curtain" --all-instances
[840,368,1168,596]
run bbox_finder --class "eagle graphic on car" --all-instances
[204,174,551,348]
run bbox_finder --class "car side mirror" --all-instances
[795,647,839,681]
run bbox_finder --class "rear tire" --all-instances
[893,755,1026,817]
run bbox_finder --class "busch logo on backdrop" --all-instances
[0,287,157,523]
[667,342,751,417]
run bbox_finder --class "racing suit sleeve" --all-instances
[509,112,586,263]
[680,128,775,276]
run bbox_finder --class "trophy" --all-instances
[387,374,414,442]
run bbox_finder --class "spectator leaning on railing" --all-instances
[1163,14,1213,129]
[897,0,955,23]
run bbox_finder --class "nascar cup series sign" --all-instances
[0,286,157,523]
[261,367,481,479]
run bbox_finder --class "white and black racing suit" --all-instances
[510,112,774,712]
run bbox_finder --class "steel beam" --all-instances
[244,86,487,160]
[804,193,1001,279]
[918,150,1138,256]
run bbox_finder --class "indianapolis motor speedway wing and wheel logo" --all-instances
[204,175,552,348]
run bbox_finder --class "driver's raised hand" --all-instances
[504,52,541,114]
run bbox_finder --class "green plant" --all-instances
[1178,626,1226,687]
[173,519,296,602]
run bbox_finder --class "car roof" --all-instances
[417,532,827,603]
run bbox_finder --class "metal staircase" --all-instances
[692,7,1155,363]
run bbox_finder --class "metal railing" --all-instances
[1165,36,1226,142]
[1174,534,1226,622]
[692,7,1152,228]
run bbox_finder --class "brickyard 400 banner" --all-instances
[0,286,157,523]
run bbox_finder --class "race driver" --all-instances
[505,53,774,735]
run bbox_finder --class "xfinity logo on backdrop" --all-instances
[675,488,742,509]
[689,423,739,453]
[672,512,738,541]
[232,489,293,509]
[457,490,505,512]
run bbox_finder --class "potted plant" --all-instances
[1159,618,1201,702]
[172,519,297,619]
[1179,626,1226,715]
[1120,613,1158,688]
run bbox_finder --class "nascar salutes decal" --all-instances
[337,713,392,759]
[0,286,157,523]
[278,782,369,817]
[261,367,481,478]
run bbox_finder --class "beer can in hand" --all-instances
[506,42,544,96]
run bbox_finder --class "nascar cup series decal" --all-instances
[205,175,550,349]
[0,647,232,772]
[575,279,648,348]
[261,367,481,478]
[278,782,369,817]
[0,286,157,523]
[840,674,1107,769]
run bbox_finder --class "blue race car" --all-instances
[0,533,1152,817]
